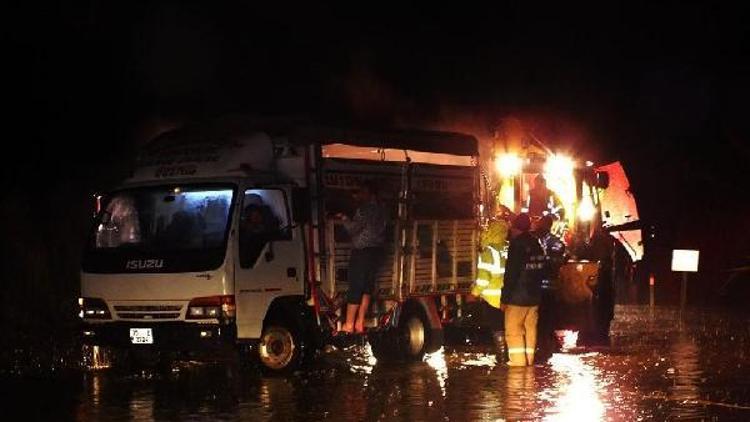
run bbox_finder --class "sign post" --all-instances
[649,274,655,308]
[671,249,699,309]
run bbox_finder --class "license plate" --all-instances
[129,328,153,344]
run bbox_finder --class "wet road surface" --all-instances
[5,305,750,421]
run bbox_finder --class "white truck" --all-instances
[80,117,482,372]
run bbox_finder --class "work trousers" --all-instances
[504,305,539,366]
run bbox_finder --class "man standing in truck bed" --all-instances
[501,213,546,366]
[337,180,387,333]
[527,174,563,219]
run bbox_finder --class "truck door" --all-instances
[234,188,305,339]
[597,161,643,262]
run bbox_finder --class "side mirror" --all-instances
[92,193,102,218]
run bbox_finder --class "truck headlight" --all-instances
[188,306,219,318]
[186,296,234,321]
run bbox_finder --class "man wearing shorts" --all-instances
[337,180,386,333]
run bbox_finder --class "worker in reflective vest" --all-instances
[501,213,546,366]
[472,215,509,308]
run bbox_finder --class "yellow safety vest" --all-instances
[472,219,509,308]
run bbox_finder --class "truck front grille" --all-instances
[114,305,183,320]
[113,305,182,312]
[116,312,181,319]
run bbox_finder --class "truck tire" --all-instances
[369,306,434,363]
[400,309,428,360]
[257,322,304,374]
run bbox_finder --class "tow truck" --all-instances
[485,135,643,346]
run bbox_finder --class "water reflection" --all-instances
[8,306,749,421]
[81,345,111,370]
[543,353,605,421]
[504,366,537,420]
[667,332,706,420]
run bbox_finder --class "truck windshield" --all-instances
[83,185,236,273]
[93,186,234,251]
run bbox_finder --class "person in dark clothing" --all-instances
[238,195,281,268]
[586,228,616,344]
[534,215,567,288]
[527,174,563,219]
[501,213,546,366]
[533,215,567,358]
[336,180,387,333]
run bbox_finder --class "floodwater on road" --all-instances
[4,305,750,421]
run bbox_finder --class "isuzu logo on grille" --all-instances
[125,259,164,270]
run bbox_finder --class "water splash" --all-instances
[424,347,448,396]
[347,343,377,374]
[82,345,111,370]
[555,330,579,351]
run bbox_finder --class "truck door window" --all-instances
[239,189,291,268]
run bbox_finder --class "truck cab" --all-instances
[80,122,314,365]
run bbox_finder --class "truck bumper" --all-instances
[81,321,236,351]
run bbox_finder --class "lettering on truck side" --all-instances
[154,165,198,178]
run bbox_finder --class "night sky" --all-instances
[7,2,750,305]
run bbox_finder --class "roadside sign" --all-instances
[671,249,699,272]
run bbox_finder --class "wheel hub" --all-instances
[259,326,296,370]
[405,317,425,356]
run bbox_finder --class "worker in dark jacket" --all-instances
[534,215,567,359]
[527,174,563,219]
[501,213,546,366]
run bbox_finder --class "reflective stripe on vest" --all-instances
[477,246,503,275]
[481,288,502,296]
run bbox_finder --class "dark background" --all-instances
[4,2,750,359]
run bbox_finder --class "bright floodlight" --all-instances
[578,194,596,221]
[495,153,522,177]
[544,154,575,179]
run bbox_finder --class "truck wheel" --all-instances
[258,322,303,373]
[369,306,433,363]
[400,311,427,360]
